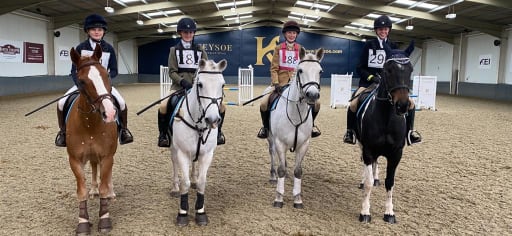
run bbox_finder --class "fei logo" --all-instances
[478,54,491,69]
[254,36,280,65]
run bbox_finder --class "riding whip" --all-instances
[136,88,185,116]
[242,91,273,106]
[24,90,79,117]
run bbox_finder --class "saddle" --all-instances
[165,92,186,136]
[63,93,79,123]
[268,85,289,111]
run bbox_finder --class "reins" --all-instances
[176,70,223,162]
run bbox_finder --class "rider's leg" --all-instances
[157,96,172,147]
[217,104,226,145]
[55,86,78,147]
[343,87,365,144]
[406,98,422,145]
[112,87,133,145]
[311,102,321,138]
[257,94,271,139]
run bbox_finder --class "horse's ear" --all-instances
[299,47,306,60]
[316,48,324,62]
[70,47,80,65]
[199,59,207,70]
[217,59,227,72]
[404,40,415,57]
[92,44,102,61]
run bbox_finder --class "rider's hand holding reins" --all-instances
[180,79,193,90]
[367,74,381,84]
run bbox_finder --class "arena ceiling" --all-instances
[3,0,512,45]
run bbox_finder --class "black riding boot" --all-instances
[311,108,321,138]
[343,109,357,144]
[158,111,171,147]
[257,109,270,139]
[55,108,66,147]
[406,108,422,145]
[118,108,133,145]
[217,111,226,145]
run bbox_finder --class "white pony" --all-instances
[170,59,226,226]
[267,48,324,209]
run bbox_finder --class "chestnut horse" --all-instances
[67,44,118,235]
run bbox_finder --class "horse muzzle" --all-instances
[100,99,117,123]
[204,115,221,129]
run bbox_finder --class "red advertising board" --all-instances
[24,42,44,63]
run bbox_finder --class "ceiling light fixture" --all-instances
[445,5,456,19]
[157,24,163,33]
[136,13,143,25]
[104,0,114,13]
[405,19,414,30]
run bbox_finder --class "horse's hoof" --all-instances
[195,213,209,226]
[170,191,180,198]
[359,214,371,223]
[358,183,364,189]
[191,183,197,189]
[176,214,189,227]
[293,203,304,209]
[383,214,397,224]
[98,218,112,233]
[75,222,92,236]
[273,201,283,208]
[269,179,277,185]
[374,179,380,187]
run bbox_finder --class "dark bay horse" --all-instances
[67,44,118,234]
[354,41,414,224]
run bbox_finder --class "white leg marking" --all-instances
[385,187,394,215]
[361,165,373,216]
[292,177,302,197]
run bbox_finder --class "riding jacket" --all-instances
[356,37,398,88]
[168,40,208,91]
[270,42,302,86]
[71,39,118,85]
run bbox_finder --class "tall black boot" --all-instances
[118,108,133,145]
[257,109,270,139]
[311,108,321,138]
[55,108,66,147]
[158,111,171,147]
[406,108,422,145]
[217,111,226,145]
[343,109,357,144]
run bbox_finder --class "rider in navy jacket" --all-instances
[343,15,422,146]
[55,14,133,147]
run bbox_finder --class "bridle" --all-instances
[376,56,411,105]
[76,60,115,114]
[184,71,224,126]
[295,59,321,104]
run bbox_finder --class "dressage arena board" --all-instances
[412,75,437,110]
[160,65,171,99]
[330,74,353,108]
[2,84,511,235]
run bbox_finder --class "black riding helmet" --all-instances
[84,14,108,32]
[374,15,392,30]
[177,17,197,32]
[282,20,300,34]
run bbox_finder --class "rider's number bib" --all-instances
[368,49,386,68]
[279,50,299,70]
[176,50,201,69]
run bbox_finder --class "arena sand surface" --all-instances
[1,84,511,235]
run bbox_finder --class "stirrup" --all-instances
[217,132,225,145]
[119,128,133,145]
[407,130,422,146]
[343,130,356,145]
[55,131,66,147]
[257,127,268,139]
[311,125,321,138]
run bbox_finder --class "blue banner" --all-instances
[138,26,365,80]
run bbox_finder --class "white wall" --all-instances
[424,40,453,82]
[54,26,80,76]
[0,11,137,77]
[0,12,48,77]
[118,39,137,74]
[464,33,500,84]
[504,29,512,84]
